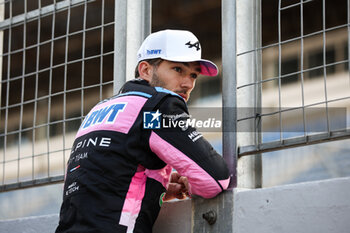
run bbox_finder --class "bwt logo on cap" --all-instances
[146,49,162,55]
[143,110,162,129]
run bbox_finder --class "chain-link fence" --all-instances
[238,0,350,158]
[1,0,349,193]
[0,0,115,191]
[222,0,350,189]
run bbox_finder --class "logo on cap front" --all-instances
[185,41,200,51]
[147,49,162,55]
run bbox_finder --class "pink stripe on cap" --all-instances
[200,60,218,76]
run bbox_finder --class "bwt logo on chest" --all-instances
[81,103,127,129]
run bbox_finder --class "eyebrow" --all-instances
[181,62,201,73]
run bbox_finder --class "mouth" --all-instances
[178,93,188,100]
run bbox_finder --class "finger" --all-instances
[178,176,189,190]
[167,183,182,193]
[170,172,181,182]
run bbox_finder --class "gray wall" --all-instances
[233,177,350,233]
[1,177,349,233]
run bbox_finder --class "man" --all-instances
[56,29,230,233]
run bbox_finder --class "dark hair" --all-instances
[134,58,164,78]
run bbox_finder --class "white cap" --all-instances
[137,29,218,76]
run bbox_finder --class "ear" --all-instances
[138,61,153,82]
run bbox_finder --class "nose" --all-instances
[180,76,195,90]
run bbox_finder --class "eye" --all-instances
[190,73,198,79]
[173,67,182,73]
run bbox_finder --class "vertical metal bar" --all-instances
[114,0,152,94]
[278,0,283,141]
[348,0,350,84]
[0,0,4,185]
[236,0,262,189]
[192,2,236,232]
[80,1,87,122]
[3,0,12,185]
[348,0,350,83]
[72,0,87,166]
[63,0,78,173]
[222,0,237,189]
[126,1,147,82]
[0,0,4,108]
[254,0,262,188]
[18,0,28,182]
[142,0,152,39]
[113,0,127,94]
[47,0,57,178]
[32,0,41,180]
[63,0,71,176]
[99,0,105,101]
[300,1,307,136]
[322,0,330,133]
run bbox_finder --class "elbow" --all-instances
[189,176,231,199]
[218,177,230,190]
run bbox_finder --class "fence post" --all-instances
[114,0,152,94]
[222,0,238,189]
[0,2,3,104]
[236,0,262,189]
[192,0,237,232]
[192,0,262,231]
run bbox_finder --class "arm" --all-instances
[149,97,230,198]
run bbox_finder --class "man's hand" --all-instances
[163,172,189,201]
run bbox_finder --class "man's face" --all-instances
[149,60,200,102]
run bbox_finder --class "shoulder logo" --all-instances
[143,110,162,129]
[185,41,200,51]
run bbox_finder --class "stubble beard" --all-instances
[149,70,189,101]
[149,72,166,88]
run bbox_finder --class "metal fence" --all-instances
[239,0,350,157]
[222,0,350,189]
[1,0,349,193]
[0,0,116,191]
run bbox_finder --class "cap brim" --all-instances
[161,57,219,77]
[199,60,218,77]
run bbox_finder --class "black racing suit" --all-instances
[55,78,230,233]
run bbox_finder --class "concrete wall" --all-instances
[233,177,350,233]
[1,177,349,233]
